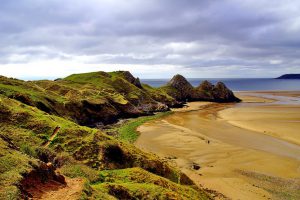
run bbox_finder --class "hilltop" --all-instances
[0,71,239,199]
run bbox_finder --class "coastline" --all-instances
[134,91,300,200]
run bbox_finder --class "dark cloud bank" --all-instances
[0,0,299,78]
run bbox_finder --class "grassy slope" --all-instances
[0,71,177,126]
[0,82,210,200]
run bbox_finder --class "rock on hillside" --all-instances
[116,71,143,89]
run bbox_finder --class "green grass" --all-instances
[0,139,38,199]
[60,164,100,183]
[118,111,172,143]
[93,168,210,200]
[0,72,211,199]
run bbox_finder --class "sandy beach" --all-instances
[135,91,300,200]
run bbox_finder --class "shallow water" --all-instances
[244,92,300,105]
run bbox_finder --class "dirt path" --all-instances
[26,177,84,200]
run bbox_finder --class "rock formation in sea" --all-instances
[163,75,241,103]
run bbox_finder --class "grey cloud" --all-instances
[0,0,299,77]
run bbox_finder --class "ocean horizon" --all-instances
[141,78,300,91]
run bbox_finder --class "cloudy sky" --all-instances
[0,0,300,79]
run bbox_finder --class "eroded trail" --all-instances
[23,177,84,200]
[135,93,300,200]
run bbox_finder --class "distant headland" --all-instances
[276,74,300,79]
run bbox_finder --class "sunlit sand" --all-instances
[135,91,300,200]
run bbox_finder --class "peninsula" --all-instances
[276,74,300,79]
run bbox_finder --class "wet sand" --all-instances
[135,91,300,200]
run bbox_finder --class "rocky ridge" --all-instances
[163,74,240,103]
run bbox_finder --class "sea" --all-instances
[141,78,300,91]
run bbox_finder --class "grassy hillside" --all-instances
[0,71,179,127]
[0,72,211,199]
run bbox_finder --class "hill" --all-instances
[0,71,239,199]
[276,74,300,79]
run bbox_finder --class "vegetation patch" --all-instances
[60,164,100,183]
[117,111,172,143]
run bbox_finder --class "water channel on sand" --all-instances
[135,92,300,200]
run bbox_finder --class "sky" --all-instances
[0,0,300,79]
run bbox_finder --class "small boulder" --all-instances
[192,163,201,170]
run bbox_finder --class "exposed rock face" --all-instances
[119,71,143,89]
[167,74,194,100]
[133,77,142,89]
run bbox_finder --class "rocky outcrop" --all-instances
[163,75,240,103]
[167,74,194,100]
[212,82,241,102]
[118,71,143,89]
[133,77,142,89]
[192,80,215,100]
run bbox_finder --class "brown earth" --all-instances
[23,177,84,200]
